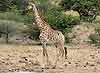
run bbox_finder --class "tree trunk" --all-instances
[5,33,9,44]
[5,26,9,44]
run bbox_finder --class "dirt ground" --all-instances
[0,44,100,73]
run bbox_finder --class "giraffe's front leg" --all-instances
[53,48,61,67]
[42,43,49,68]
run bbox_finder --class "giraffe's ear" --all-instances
[27,5,32,10]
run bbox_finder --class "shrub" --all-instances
[0,20,26,43]
[60,0,100,22]
[44,7,80,31]
[89,28,100,47]
[0,12,25,22]
[43,9,80,43]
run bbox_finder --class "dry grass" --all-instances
[0,44,100,73]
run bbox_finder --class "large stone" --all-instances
[95,16,100,22]
[64,10,80,17]
[68,23,95,45]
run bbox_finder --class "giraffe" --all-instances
[28,1,67,68]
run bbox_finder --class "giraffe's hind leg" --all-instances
[42,43,49,68]
[64,47,67,59]
[53,43,65,68]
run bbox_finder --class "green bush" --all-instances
[89,28,100,47]
[0,0,81,43]
[0,12,25,22]
[60,0,100,22]
[81,16,96,22]
[35,3,80,43]
[0,20,26,43]
[43,8,80,43]
[44,7,80,31]
[22,23,40,40]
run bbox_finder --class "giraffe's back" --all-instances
[39,29,65,44]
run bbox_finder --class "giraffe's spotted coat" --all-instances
[30,2,66,68]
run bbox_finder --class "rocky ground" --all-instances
[0,44,100,73]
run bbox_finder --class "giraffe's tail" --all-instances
[64,47,67,59]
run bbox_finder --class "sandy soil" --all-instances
[0,44,100,73]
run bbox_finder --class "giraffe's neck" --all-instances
[32,3,51,31]
[32,3,40,18]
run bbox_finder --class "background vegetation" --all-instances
[0,0,100,45]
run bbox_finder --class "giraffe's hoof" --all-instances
[58,66,64,69]
[52,66,56,69]
[65,57,67,59]
[55,64,64,69]
[50,65,56,69]
[41,64,45,69]
[41,65,50,69]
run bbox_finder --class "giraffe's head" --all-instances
[27,0,36,10]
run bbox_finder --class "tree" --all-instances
[60,0,100,22]
[0,20,15,43]
[0,0,29,14]
[0,20,26,43]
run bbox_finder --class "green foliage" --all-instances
[44,7,80,31]
[28,0,80,42]
[0,0,13,11]
[89,27,100,47]
[23,24,40,40]
[0,10,39,40]
[1,0,100,44]
[24,14,34,24]
[41,5,80,43]
[23,14,40,40]
[0,0,28,14]
[34,0,80,31]
[61,0,100,22]
[0,12,25,22]
[0,20,26,43]
[61,0,100,11]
